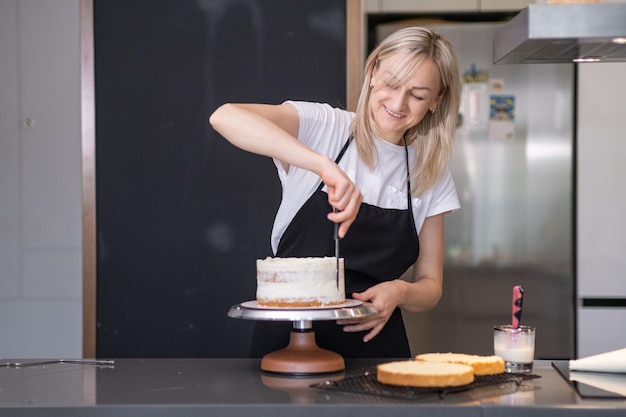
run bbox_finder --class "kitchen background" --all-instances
[373,17,575,359]
[1,0,625,359]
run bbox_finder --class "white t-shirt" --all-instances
[270,101,460,254]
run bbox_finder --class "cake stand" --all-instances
[228,300,377,375]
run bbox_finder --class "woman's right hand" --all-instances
[321,162,362,238]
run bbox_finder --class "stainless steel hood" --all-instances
[493,3,626,64]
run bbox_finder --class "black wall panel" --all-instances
[95,0,346,357]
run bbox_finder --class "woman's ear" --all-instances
[370,59,381,87]
[435,91,444,106]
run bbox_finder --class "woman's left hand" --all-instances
[336,280,405,343]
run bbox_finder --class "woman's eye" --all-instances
[411,93,424,100]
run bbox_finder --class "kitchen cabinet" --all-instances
[0,0,82,358]
[577,62,626,357]
[362,0,534,13]
[578,310,626,357]
[481,0,533,11]
[364,0,477,13]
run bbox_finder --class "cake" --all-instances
[376,361,475,388]
[415,353,505,376]
[256,257,345,307]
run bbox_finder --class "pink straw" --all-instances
[512,285,524,329]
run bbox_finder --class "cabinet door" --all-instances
[371,0,477,13]
[578,309,626,357]
[0,0,82,358]
[366,0,533,13]
[480,0,533,11]
[577,63,626,298]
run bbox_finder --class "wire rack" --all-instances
[311,366,541,401]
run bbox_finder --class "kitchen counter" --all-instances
[1,358,624,416]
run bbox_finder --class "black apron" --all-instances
[250,137,419,358]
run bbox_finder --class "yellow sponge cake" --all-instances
[415,352,505,376]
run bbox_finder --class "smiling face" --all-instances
[369,54,442,145]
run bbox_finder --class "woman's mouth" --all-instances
[384,105,404,119]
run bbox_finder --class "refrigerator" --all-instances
[577,62,626,358]
[374,20,575,360]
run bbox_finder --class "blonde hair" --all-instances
[352,27,460,196]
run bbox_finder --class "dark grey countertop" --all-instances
[1,358,625,416]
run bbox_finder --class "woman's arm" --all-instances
[343,213,445,341]
[209,102,322,174]
[209,102,362,237]
[396,212,445,312]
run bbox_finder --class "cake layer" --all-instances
[415,352,505,376]
[377,361,475,388]
[256,257,345,307]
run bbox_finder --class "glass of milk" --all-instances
[494,325,536,373]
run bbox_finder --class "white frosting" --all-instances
[256,257,345,306]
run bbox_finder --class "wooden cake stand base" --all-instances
[261,330,344,375]
[228,301,377,375]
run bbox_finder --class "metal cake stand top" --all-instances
[228,300,377,322]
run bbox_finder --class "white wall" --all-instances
[0,0,82,358]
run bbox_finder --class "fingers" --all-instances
[339,318,386,343]
[327,209,358,238]
[320,163,362,237]
[363,323,385,343]
[326,186,361,238]
[337,286,401,342]
[337,291,384,342]
[328,177,359,209]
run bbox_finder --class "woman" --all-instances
[210,27,461,358]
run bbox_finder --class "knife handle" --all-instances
[512,285,524,329]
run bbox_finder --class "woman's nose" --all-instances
[389,89,408,111]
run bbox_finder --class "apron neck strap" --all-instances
[317,134,413,207]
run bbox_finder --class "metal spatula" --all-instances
[334,211,340,290]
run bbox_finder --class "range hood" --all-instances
[493,3,626,64]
